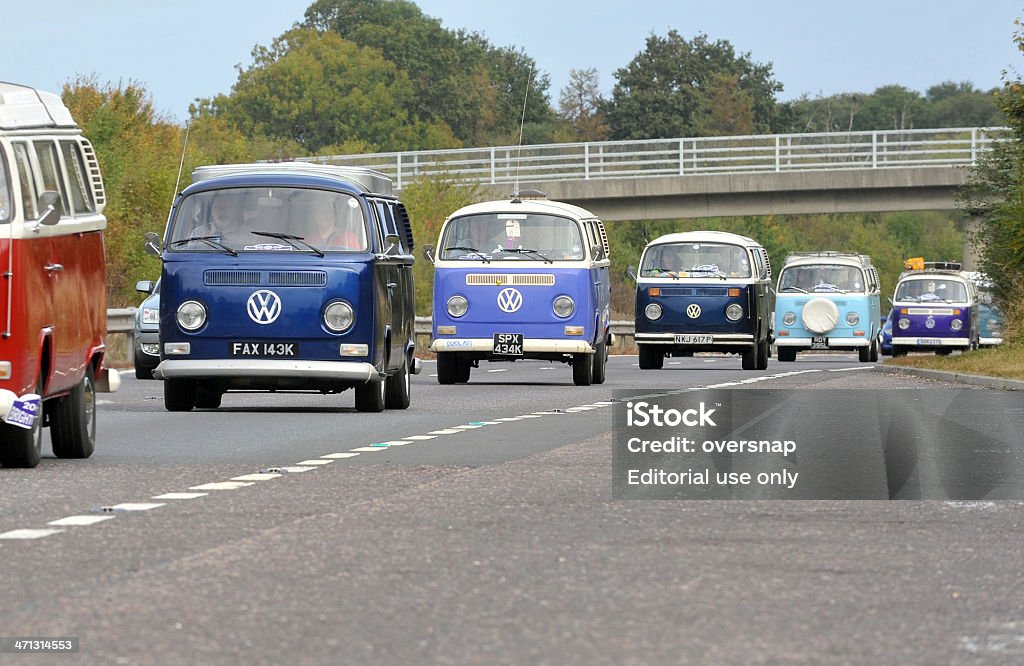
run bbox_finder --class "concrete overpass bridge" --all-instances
[300,127,1003,221]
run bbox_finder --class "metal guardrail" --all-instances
[297,127,1008,190]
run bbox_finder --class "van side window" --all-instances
[374,200,404,252]
[751,249,766,279]
[393,203,415,251]
[0,149,11,223]
[60,140,95,214]
[12,143,37,220]
[33,141,70,216]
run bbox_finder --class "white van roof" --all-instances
[447,197,600,222]
[647,230,761,247]
[193,163,393,196]
[0,82,77,130]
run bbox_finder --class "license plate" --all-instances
[230,341,299,357]
[916,338,942,345]
[493,333,524,356]
[674,334,713,344]
[810,336,828,349]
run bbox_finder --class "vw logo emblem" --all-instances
[247,290,282,324]
[686,303,702,319]
[497,287,523,313]
[925,316,935,329]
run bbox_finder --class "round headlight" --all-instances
[645,303,663,320]
[898,318,910,330]
[846,312,860,326]
[783,312,796,326]
[447,295,468,318]
[950,319,963,331]
[725,303,744,321]
[176,301,206,331]
[553,295,575,318]
[324,300,354,332]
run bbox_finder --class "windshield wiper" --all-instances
[443,246,490,263]
[781,286,808,293]
[644,268,679,279]
[252,231,324,258]
[170,236,237,256]
[500,248,553,264]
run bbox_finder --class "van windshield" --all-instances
[167,187,367,253]
[440,213,584,261]
[0,149,11,223]
[640,242,751,278]
[779,264,866,293]
[895,278,968,303]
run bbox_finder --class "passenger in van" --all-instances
[298,200,362,250]
[190,194,247,246]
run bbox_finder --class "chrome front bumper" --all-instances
[429,338,594,354]
[154,359,379,383]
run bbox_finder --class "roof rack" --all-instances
[193,162,392,196]
[903,258,961,272]
[784,251,872,267]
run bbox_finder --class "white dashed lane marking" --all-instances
[296,459,334,466]
[109,503,166,511]
[0,528,64,539]
[152,492,207,500]
[322,452,360,459]
[350,446,390,452]
[232,473,283,481]
[190,481,255,491]
[48,516,115,527]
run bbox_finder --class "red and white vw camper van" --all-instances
[0,82,119,468]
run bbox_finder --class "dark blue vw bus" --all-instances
[427,193,611,386]
[148,164,418,412]
[634,231,774,370]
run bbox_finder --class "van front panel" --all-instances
[635,283,756,338]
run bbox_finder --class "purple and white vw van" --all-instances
[889,262,979,356]
[427,192,611,386]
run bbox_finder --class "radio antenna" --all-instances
[172,120,191,204]
[513,63,534,197]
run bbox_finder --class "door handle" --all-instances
[44,263,64,272]
[387,282,397,289]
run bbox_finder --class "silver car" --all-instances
[133,279,160,379]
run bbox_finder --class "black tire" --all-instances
[777,347,797,363]
[133,350,155,380]
[591,340,608,385]
[936,349,953,356]
[755,338,769,370]
[572,353,593,386]
[455,359,471,383]
[437,353,458,385]
[164,378,196,412]
[892,347,907,358]
[195,383,223,409]
[638,345,664,370]
[870,338,880,362]
[859,343,872,362]
[51,368,96,459]
[741,345,757,370]
[355,378,386,412]
[385,354,411,409]
[0,377,44,468]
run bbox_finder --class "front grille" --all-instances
[268,271,327,287]
[660,287,729,296]
[465,274,555,286]
[205,270,261,286]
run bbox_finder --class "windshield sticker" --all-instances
[3,393,40,430]
[690,264,721,276]
[243,244,294,251]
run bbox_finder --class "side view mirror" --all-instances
[34,191,63,229]
[627,265,637,281]
[887,297,895,307]
[422,243,435,263]
[591,242,602,259]
[384,233,401,256]
[144,231,163,257]
[135,280,155,294]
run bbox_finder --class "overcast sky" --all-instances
[5,1,1021,123]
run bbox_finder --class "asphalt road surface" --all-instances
[1,354,1022,664]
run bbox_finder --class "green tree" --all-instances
[558,68,609,141]
[922,81,1004,128]
[604,31,781,140]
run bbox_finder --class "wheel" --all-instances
[455,359,471,383]
[777,347,797,362]
[133,350,155,380]
[741,345,757,370]
[859,343,872,362]
[51,367,96,459]
[936,349,953,356]
[385,354,411,409]
[437,353,458,385]
[164,378,196,412]
[755,338,769,370]
[195,383,223,409]
[869,338,880,362]
[355,378,386,412]
[591,340,608,385]
[0,377,44,468]
[892,347,907,358]
[572,353,593,386]
[638,345,664,370]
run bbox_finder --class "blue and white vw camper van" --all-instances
[428,192,611,386]
[773,252,882,362]
[889,261,978,356]
[634,231,773,370]
[150,163,419,413]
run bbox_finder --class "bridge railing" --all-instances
[297,127,1007,190]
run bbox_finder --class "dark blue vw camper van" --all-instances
[149,163,418,412]
[427,193,611,386]
[634,231,773,370]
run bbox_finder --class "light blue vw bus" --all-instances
[773,252,881,362]
[427,192,611,385]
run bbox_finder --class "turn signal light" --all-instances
[728,288,740,297]
[648,287,661,296]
